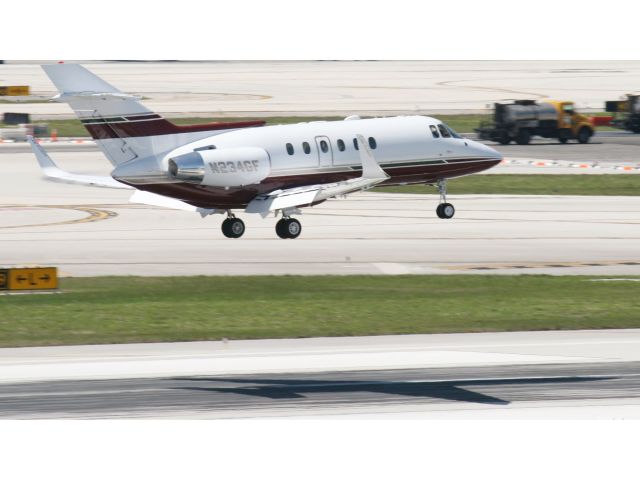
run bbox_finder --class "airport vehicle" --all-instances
[605,94,640,133]
[476,100,594,145]
[29,64,502,239]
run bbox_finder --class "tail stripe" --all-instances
[41,63,265,165]
[83,119,265,139]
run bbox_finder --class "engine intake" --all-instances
[168,153,206,182]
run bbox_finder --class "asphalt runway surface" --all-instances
[492,131,640,164]
[2,60,640,117]
[0,329,640,419]
[2,330,639,419]
[0,362,638,419]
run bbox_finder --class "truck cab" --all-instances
[546,101,594,143]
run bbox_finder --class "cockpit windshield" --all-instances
[438,123,462,139]
[437,124,451,138]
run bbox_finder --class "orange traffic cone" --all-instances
[51,128,58,142]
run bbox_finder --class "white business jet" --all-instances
[29,64,502,239]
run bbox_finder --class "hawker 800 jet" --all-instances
[28,64,502,239]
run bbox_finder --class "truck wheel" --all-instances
[577,127,592,144]
[515,129,531,145]
[558,129,571,144]
[498,132,511,145]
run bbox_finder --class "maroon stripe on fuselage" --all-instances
[84,119,266,139]
[127,158,501,210]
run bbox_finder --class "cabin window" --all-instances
[320,140,329,153]
[286,143,294,155]
[430,125,440,138]
[303,141,311,154]
[437,124,451,138]
[353,138,359,150]
[337,139,345,151]
[368,137,377,149]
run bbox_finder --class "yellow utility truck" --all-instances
[476,100,594,145]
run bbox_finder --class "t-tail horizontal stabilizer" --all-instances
[27,136,130,189]
[245,134,389,216]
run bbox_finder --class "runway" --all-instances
[1,330,639,418]
[1,142,639,276]
[2,363,640,419]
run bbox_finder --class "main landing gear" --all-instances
[276,216,302,239]
[220,212,302,239]
[435,179,455,219]
[221,213,245,239]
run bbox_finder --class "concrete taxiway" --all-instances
[1,330,639,418]
[1,144,639,276]
[2,60,640,118]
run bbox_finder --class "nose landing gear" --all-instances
[436,179,455,219]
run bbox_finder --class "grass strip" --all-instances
[1,275,639,347]
[376,174,640,196]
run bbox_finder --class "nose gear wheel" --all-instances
[436,179,455,219]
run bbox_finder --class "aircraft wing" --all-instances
[27,136,130,189]
[129,190,218,217]
[28,136,217,216]
[245,134,389,216]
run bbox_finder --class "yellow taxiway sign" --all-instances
[0,267,58,290]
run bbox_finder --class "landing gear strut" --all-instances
[436,179,455,219]
[221,212,245,239]
[276,215,302,239]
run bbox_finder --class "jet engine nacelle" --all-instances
[168,147,271,187]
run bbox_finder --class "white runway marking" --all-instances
[372,263,412,274]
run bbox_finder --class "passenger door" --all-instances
[315,136,333,167]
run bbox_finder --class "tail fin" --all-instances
[42,64,264,166]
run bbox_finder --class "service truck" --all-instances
[605,94,640,133]
[475,100,594,145]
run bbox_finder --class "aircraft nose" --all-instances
[468,139,503,161]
